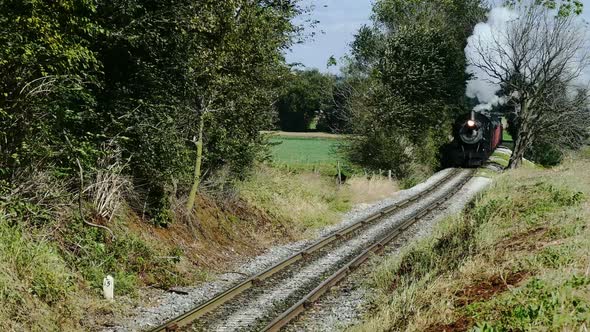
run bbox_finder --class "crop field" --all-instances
[268,133,346,173]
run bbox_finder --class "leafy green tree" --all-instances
[345,0,486,176]
[277,69,335,132]
[0,0,101,178]
[1,0,302,225]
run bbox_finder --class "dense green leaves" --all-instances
[505,0,584,16]
[0,0,101,174]
[345,0,486,177]
[1,0,302,224]
[277,70,335,132]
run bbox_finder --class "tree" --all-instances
[0,0,101,178]
[469,1,589,168]
[276,70,335,132]
[345,0,486,176]
[1,0,303,225]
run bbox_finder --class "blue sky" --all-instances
[285,0,373,74]
[286,0,590,74]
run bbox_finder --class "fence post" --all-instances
[337,161,342,185]
[388,170,392,181]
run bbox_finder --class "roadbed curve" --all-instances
[199,170,471,331]
[102,168,456,332]
[285,175,493,332]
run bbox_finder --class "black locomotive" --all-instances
[442,112,503,167]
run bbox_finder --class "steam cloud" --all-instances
[465,6,590,111]
[465,7,518,112]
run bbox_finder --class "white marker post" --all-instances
[103,275,114,300]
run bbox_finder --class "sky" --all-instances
[285,0,373,74]
[286,0,590,75]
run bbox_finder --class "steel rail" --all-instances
[149,169,462,332]
[262,170,475,332]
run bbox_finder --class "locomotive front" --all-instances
[442,111,503,167]
[459,117,484,145]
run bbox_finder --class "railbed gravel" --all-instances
[196,170,471,331]
[102,168,456,332]
[285,175,493,332]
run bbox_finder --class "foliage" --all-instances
[344,0,486,179]
[0,180,211,329]
[60,219,186,295]
[276,69,336,132]
[506,0,584,16]
[0,0,102,177]
[0,0,302,224]
[0,220,79,331]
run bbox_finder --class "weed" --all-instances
[0,219,79,330]
[471,276,590,330]
[351,150,590,332]
[238,166,397,236]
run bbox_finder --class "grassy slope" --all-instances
[0,139,398,330]
[238,165,398,237]
[352,148,590,331]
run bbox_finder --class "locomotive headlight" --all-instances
[467,120,476,128]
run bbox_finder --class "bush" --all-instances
[0,220,78,330]
[525,142,564,167]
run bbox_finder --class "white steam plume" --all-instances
[465,7,518,111]
[465,5,590,111]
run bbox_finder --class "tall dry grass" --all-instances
[237,166,398,238]
[351,149,590,332]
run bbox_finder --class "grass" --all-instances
[351,148,590,331]
[0,132,399,330]
[0,172,301,330]
[0,221,78,331]
[269,134,347,174]
[237,165,398,237]
[0,196,199,330]
[490,150,511,168]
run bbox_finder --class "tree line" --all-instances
[1,0,301,225]
[277,0,589,176]
[2,0,588,226]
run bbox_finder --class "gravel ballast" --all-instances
[102,168,463,332]
[203,171,471,331]
[286,175,493,332]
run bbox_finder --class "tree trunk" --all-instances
[508,135,526,168]
[508,100,534,169]
[186,113,205,212]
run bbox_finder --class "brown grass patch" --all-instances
[425,271,530,332]
[496,227,548,253]
[347,176,399,205]
[425,316,472,332]
[454,271,530,307]
[130,194,292,274]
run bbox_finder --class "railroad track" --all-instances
[150,168,474,332]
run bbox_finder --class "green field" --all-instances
[269,134,346,173]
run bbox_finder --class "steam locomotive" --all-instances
[442,111,503,167]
